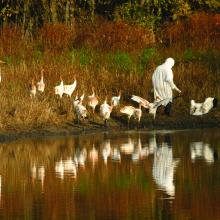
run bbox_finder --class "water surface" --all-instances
[0,129,219,220]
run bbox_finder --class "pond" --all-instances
[0,129,219,220]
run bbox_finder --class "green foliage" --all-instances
[33,47,44,61]
[0,0,220,30]
[0,3,18,21]
[108,52,134,72]
[140,48,156,65]
[79,49,92,68]
[3,55,13,64]
[183,49,195,62]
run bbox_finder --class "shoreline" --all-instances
[0,113,219,143]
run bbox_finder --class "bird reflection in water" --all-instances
[55,158,77,180]
[190,142,218,164]
[31,164,45,191]
[89,145,98,168]
[102,139,111,165]
[111,148,121,162]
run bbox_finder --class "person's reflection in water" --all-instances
[152,134,179,198]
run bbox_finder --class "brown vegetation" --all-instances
[0,13,219,132]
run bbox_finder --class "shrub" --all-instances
[74,20,155,52]
[38,23,75,52]
[0,25,33,59]
[161,12,220,50]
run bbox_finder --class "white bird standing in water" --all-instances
[55,78,64,98]
[30,79,36,98]
[111,90,121,107]
[87,87,99,115]
[190,97,218,116]
[37,69,45,92]
[63,75,77,97]
[100,98,113,127]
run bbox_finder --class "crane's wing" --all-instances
[131,95,150,108]
[153,98,172,108]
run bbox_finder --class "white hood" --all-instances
[164,57,175,69]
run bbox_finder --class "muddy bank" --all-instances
[0,111,220,143]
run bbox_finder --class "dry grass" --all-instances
[0,13,219,131]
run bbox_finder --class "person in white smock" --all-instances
[152,57,181,115]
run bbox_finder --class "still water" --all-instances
[0,129,219,220]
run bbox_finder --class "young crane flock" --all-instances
[0,60,217,128]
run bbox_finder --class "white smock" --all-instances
[152,58,180,106]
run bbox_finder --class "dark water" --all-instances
[0,129,220,220]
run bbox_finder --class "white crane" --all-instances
[55,78,64,98]
[131,95,172,119]
[190,97,218,116]
[30,79,36,98]
[120,105,136,127]
[131,95,158,119]
[73,94,88,123]
[87,87,99,118]
[132,104,142,128]
[100,98,113,127]
[111,90,121,107]
[37,69,45,92]
[120,104,142,128]
[63,75,77,97]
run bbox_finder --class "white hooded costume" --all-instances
[152,58,181,106]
